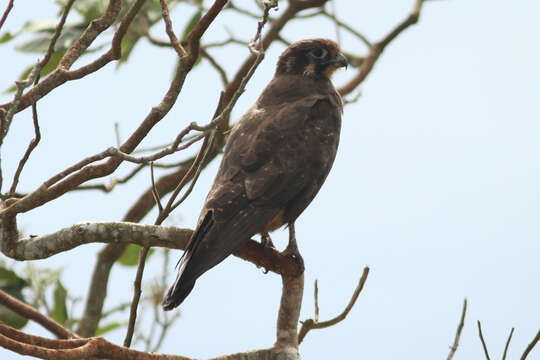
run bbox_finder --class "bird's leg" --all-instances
[282,222,304,271]
[261,232,275,249]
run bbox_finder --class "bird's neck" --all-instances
[256,73,338,107]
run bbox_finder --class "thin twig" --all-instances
[114,122,121,147]
[204,36,249,49]
[157,133,212,224]
[201,47,229,86]
[321,8,370,47]
[150,162,163,212]
[9,92,41,194]
[169,131,215,213]
[502,327,514,360]
[41,132,205,190]
[159,0,188,58]
[123,245,150,348]
[73,164,146,192]
[0,0,14,31]
[298,267,370,344]
[521,329,540,360]
[314,280,319,323]
[447,298,467,360]
[329,0,341,46]
[477,320,491,360]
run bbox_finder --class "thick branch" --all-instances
[0,220,302,276]
[0,324,192,360]
[273,274,304,359]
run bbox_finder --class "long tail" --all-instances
[162,211,213,310]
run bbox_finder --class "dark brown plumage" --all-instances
[162,38,347,310]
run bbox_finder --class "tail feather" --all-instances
[162,279,195,310]
[162,211,213,310]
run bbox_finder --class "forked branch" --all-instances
[298,267,369,344]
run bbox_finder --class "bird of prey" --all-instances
[162,38,347,310]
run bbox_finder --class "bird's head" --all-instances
[276,38,348,79]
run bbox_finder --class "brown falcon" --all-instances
[162,38,347,310]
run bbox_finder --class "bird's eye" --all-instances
[308,47,328,60]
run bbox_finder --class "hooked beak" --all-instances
[330,52,348,69]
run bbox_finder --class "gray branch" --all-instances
[0,220,191,261]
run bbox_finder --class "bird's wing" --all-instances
[163,95,340,309]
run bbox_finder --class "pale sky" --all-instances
[1,1,539,359]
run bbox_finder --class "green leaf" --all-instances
[5,50,65,93]
[15,24,84,54]
[51,281,68,325]
[118,244,154,267]
[0,267,29,329]
[117,34,141,66]
[0,288,29,329]
[0,32,15,44]
[182,10,202,40]
[67,0,110,23]
[15,35,54,53]
[95,321,123,336]
[21,20,58,33]
[0,267,28,289]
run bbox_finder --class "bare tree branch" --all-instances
[0,323,193,360]
[298,267,369,344]
[123,245,150,347]
[0,0,14,31]
[274,274,304,359]
[502,327,514,360]
[477,320,491,360]
[159,0,188,58]
[447,298,467,360]
[8,94,41,194]
[521,329,540,360]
